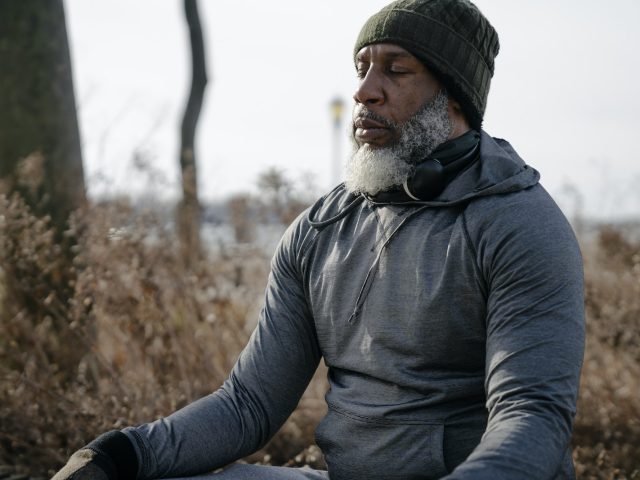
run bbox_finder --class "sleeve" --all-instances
[122,218,322,479]
[446,189,585,479]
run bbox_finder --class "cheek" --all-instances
[393,95,426,124]
[396,85,439,123]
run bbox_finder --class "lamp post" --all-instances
[330,96,345,187]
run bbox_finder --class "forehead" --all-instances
[355,43,421,63]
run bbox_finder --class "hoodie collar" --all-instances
[368,130,540,206]
[308,131,540,227]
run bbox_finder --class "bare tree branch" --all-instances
[178,0,208,265]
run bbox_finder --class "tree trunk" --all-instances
[178,0,208,266]
[0,0,86,234]
[0,0,88,383]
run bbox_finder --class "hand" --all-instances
[51,449,110,480]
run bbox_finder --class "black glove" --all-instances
[51,431,139,480]
[51,448,111,480]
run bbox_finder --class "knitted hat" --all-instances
[354,0,500,130]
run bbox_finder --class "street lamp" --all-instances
[329,96,345,187]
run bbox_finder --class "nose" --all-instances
[353,69,384,106]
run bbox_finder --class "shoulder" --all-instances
[274,184,358,266]
[462,184,583,281]
[464,182,574,242]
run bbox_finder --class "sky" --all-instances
[64,0,640,220]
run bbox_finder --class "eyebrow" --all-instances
[355,50,416,62]
[385,51,415,60]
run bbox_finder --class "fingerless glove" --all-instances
[52,430,138,480]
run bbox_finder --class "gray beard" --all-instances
[345,92,453,196]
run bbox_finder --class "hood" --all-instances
[308,130,540,228]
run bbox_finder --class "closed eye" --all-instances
[355,64,369,79]
[389,66,412,75]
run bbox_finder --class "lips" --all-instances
[354,117,392,145]
[354,117,388,130]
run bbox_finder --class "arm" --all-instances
[123,219,321,479]
[446,189,585,479]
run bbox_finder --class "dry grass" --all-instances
[0,195,638,478]
[572,226,640,479]
[0,194,318,476]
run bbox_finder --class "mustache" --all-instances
[352,106,397,129]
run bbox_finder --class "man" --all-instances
[54,0,585,479]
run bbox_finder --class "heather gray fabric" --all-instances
[169,465,330,480]
[124,131,585,480]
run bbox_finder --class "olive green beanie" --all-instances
[354,0,500,130]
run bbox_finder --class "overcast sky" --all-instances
[64,0,640,220]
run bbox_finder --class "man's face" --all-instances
[345,43,454,196]
[353,43,445,148]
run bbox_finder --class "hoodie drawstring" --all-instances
[348,205,430,323]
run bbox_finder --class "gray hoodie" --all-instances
[124,131,585,480]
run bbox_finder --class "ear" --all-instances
[448,96,464,115]
[446,95,471,138]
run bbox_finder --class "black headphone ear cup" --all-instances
[404,159,447,201]
[403,130,481,201]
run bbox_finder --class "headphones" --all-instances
[403,129,481,201]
